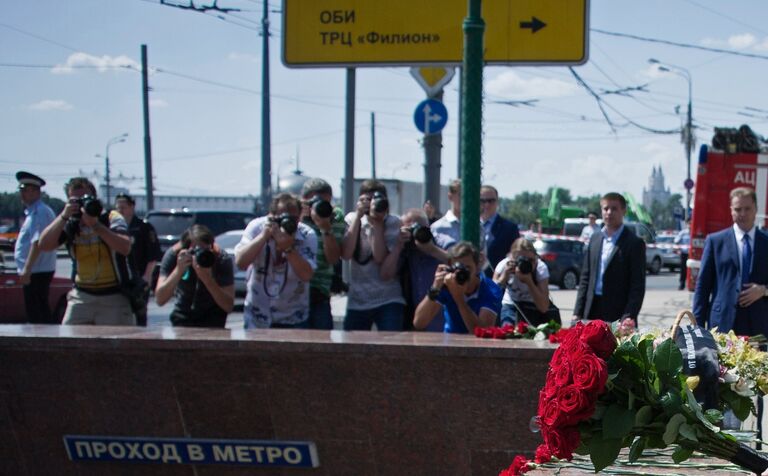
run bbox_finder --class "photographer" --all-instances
[340,180,405,331]
[155,224,234,328]
[379,208,449,331]
[493,238,553,326]
[38,177,134,325]
[413,241,502,334]
[235,193,317,329]
[300,179,345,329]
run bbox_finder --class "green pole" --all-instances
[460,0,484,246]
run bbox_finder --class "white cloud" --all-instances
[642,64,672,80]
[755,37,768,51]
[149,99,168,109]
[728,33,756,49]
[701,33,765,50]
[228,52,259,63]
[486,71,577,100]
[28,99,73,111]
[51,52,140,74]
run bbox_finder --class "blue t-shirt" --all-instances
[436,273,503,334]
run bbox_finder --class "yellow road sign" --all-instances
[282,0,589,67]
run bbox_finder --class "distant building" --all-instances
[642,165,671,209]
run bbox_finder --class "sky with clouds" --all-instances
[1,0,767,207]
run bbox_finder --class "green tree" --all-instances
[0,192,66,227]
[649,194,683,230]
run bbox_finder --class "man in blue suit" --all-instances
[693,187,768,336]
[480,185,519,276]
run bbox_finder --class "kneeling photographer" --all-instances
[493,238,559,326]
[235,193,317,329]
[155,224,235,328]
[413,241,502,334]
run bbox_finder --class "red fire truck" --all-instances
[687,138,768,290]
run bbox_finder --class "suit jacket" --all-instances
[485,215,520,271]
[693,227,768,335]
[574,226,646,322]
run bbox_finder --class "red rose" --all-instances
[579,320,617,359]
[474,327,487,338]
[556,385,596,424]
[516,321,529,335]
[572,352,608,393]
[552,360,572,387]
[540,397,566,427]
[542,425,580,460]
[534,444,552,464]
[510,455,531,475]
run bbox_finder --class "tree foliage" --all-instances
[0,192,66,226]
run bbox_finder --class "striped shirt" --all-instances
[303,207,346,296]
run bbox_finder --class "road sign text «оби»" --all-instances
[64,436,319,468]
[282,0,589,66]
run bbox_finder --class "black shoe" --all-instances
[678,284,685,290]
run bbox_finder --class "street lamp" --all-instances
[100,133,129,205]
[648,58,694,221]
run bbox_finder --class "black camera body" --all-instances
[371,191,388,214]
[446,262,470,285]
[409,223,433,244]
[515,255,533,274]
[193,247,216,268]
[307,196,333,219]
[271,213,298,235]
[71,194,103,219]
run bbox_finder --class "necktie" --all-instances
[742,234,752,285]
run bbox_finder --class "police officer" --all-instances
[114,193,162,326]
[14,171,57,323]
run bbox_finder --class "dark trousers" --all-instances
[587,295,603,320]
[23,271,55,323]
[679,252,688,288]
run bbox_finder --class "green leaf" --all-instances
[678,423,698,442]
[653,339,683,385]
[646,434,666,449]
[613,341,645,379]
[704,408,723,424]
[720,387,753,421]
[635,405,654,426]
[684,388,720,433]
[672,446,694,463]
[589,433,623,472]
[603,404,636,439]
[628,437,646,463]
[637,337,654,370]
[663,413,686,445]
[661,390,683,416]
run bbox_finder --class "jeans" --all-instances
[344,302,405,331]
[309,288,334,330]
[500,303,518,326]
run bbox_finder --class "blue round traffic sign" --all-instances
[413,99,448,135]
[684,178,694,190]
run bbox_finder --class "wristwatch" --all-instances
[427,286,441,301]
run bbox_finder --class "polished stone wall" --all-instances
[0,325,553,475]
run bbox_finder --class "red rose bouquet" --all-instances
[501,314,768,475]
[474,320,561,341]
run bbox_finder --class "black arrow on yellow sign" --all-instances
[519,17,546,33]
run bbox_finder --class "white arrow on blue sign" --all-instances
[413,99,448,135]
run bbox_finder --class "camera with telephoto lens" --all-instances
[307,196,333,219]
[371,191,389,214]
[193,247,216,268]
[515,255,533,274]
[446,262,470,285]
[270,213,298,235]
[70,194,103,220]
[408,223,433,244]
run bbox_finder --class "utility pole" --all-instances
[260,0,272,211]
[141,44,155,211]
[370,112,376,179]
[423,89,443,212]
[343,68,356,214]
[460,0,484,246]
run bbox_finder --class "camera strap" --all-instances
[353,221,373,265]
[261,243,289,298]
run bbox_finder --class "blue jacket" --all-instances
[485,215,520,271]
[693,227,768,335]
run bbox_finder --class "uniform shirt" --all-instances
[430,209,486,251]
[159,247,234,324]
[237,216,318,327]
[302,207,346,297]
[14,199,56,274]
[580,223,600,241]
[344,213,405,310]
[60,211,129,293]
[126,216,162,275]
[494,257,549,305]
[436,273,502,334]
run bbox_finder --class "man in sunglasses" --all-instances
[480,185,519,276]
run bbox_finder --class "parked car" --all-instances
[0,253,71,323]
[145,209,257,289]
[215,230,247,297]
[562,218,603,237]
[533,238,585,290]
[654,233,679,271]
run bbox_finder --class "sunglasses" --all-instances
[479,198,497,204]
